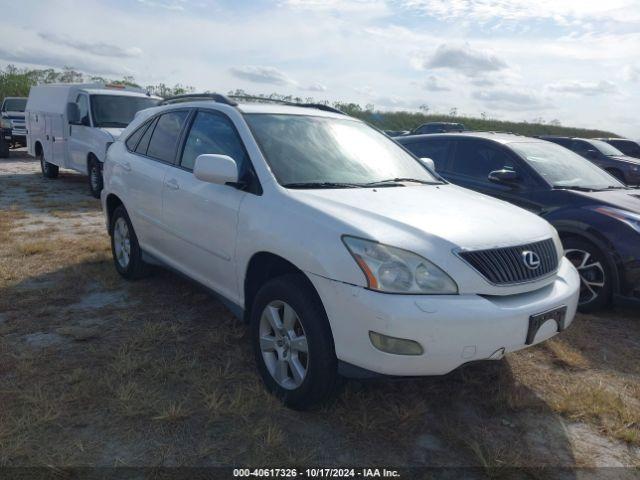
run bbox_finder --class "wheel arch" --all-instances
[243,252,320,324]
[556,224,621,295]
[105,193,124,235]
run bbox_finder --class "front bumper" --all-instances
[309,257,580,376]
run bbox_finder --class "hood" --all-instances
[572,188,640,214]
[1,111,25,120]
[100,127,125,140]
[609,155,640,165]
[290,183,556,252]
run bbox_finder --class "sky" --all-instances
[1,0,640,138]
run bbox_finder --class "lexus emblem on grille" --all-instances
[522,250,541,270]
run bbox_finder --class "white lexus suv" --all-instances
[101,94,580,409]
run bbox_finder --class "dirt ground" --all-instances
[1,149,639,478]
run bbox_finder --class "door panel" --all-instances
[161,110,251,298]
[67,94,92,173]
[446,138,540,212]
[126,155,170,250]
[162,169,245,299]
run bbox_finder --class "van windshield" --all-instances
[245,114,440,188]
[90,95,159,128]
[2,98,27,112]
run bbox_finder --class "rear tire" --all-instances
[39,150,59,178]
[564,237,612,312]
[110,205,147,280]
[0,139,9,158]
[88,157,103,198]
[251,274,338,410]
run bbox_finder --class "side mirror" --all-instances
[194,154,239,185]
[66,102,81,125]
[488,169,519,185]
[419,157,436,171]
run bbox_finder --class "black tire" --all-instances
[606,169,625,184]
[251,273,338,410]
[39,150,59,178]
[563,237,613,312]
[110,205,147,280]
[0,139,9,158]
[88,157,103,198]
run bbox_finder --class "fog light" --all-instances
[369,331,423,355]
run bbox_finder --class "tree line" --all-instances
[0,66,619,138]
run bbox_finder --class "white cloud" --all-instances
[547,80,619,96]
[137,0,186,10]
[418,43,508,77]
[229,66,298,86]
[303,82,327,92]
[472,88,549,111]
[423,76,450,92]
[397,0,640,28]
[38,33,142,58]
[623,65,640,82]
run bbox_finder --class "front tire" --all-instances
[110,205,147,280]
[39,150,59,178]
[564,237,612,312]
[251,274,338,410]
[0,139,9,158]
[88,157,103,198]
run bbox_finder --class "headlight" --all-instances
[342,236,458,294]
[594,206,640,233]
[0,118,11,129]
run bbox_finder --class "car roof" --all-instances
[3,96,27,100]
[156,100,350,119]
[82,88,161,99]
[397,131,546,145]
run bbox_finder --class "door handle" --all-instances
[121,162,131,172]
[164,178,179,190]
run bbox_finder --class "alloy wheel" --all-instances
[564,248,606,305]
[113,217,131,268]
[90,164,100,191]
[259,300,309,390]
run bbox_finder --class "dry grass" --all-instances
[1,152,639,469]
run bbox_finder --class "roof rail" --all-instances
[228,95,346,115]
[160,93,238,106]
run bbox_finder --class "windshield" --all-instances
[90,95,159,128]
[585,139,624,156]
[510,141,625,190]
[245,114,439,187]
[2,98,27,112]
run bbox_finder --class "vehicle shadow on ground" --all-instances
[0,259,578,475]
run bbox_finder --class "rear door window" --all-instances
[126,121,150,151]
[451,139,515,181]
[403,139,451,171]
[135,117,158,155]
[146,110,190,163]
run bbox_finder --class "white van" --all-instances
[26,84,160,197]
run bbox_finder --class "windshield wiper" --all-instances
[364,177,443,186]
[282,182,365,189]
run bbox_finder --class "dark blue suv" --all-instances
[397,132,640,311]
[540,136,640,186]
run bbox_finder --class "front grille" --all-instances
[458,238,558,285]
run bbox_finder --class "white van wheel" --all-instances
[88,157,103,198]
[39,151,59,179]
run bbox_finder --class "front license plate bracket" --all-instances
[526,306,567,345]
